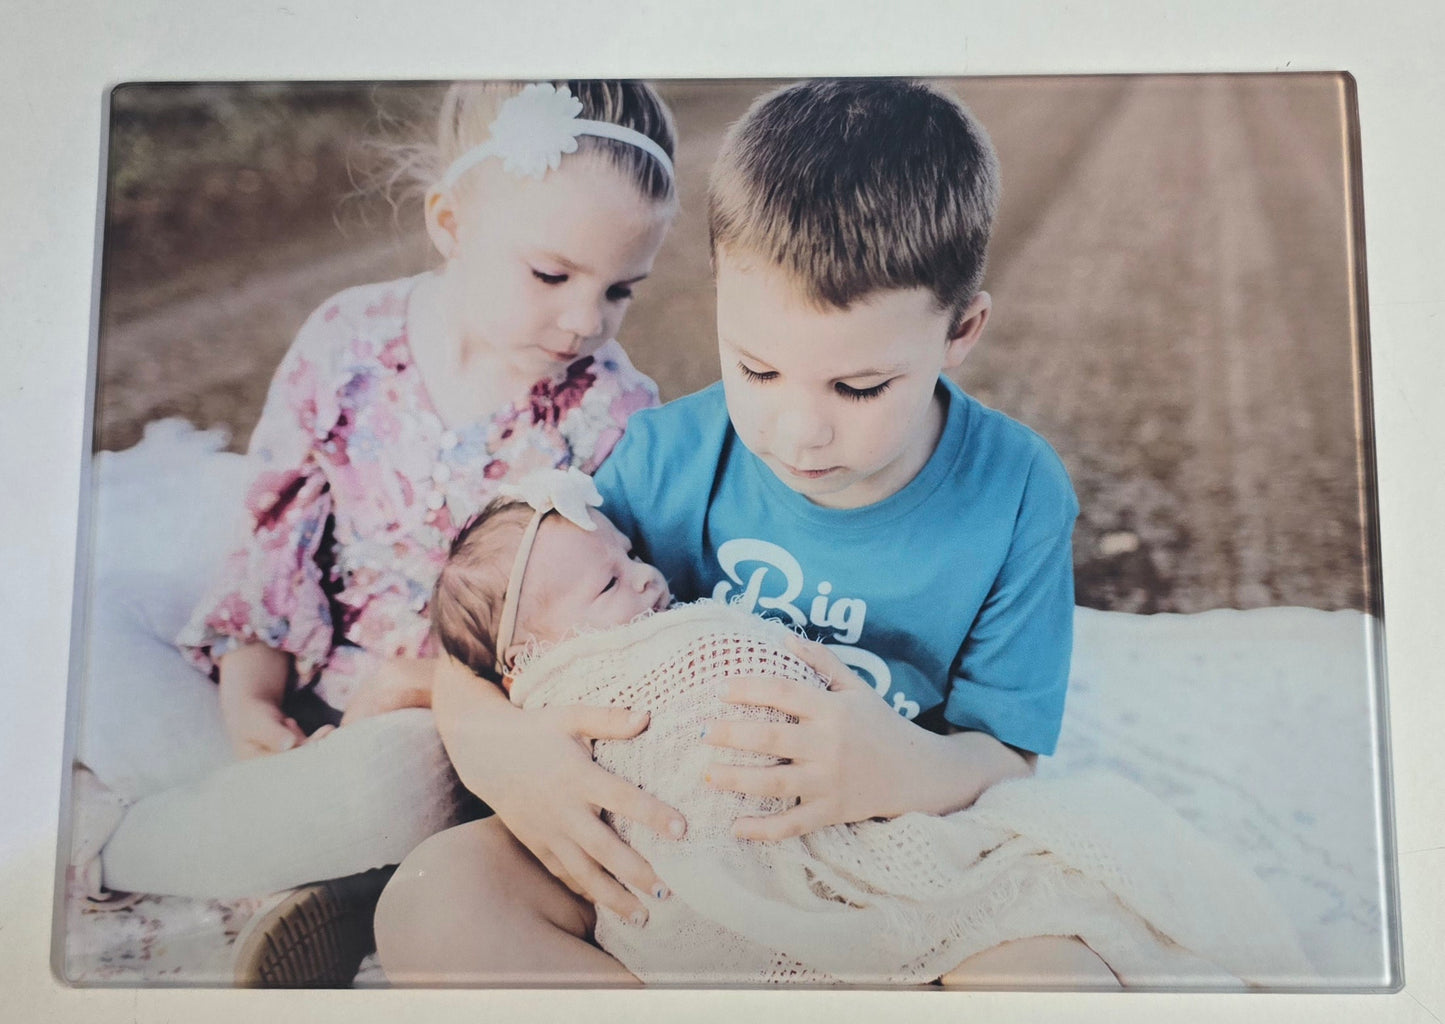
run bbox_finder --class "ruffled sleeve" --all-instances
[176,299,349,682]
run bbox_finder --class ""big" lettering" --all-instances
[711,539,919,718]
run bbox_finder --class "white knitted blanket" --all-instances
[508,602,1317,986]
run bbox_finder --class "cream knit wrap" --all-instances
[508,602,1315,986]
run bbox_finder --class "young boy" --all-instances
[378,78,1092,986]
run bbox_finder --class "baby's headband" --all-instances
[493,467,605,678]
[438,83,675,190]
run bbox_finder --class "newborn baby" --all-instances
[428,469,1314,986]
[430,468,673,686]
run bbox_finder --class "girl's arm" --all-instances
[177,300,346,698]
[431,657,688,925]
[216,643,308,759]
[700,636,1034,841]
[339,655,438,725]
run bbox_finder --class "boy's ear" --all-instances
[944,291,991,370]
[424,186,460,260]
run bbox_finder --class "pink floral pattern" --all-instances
[177,275,658,710]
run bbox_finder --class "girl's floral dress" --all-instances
[176,274,659,711]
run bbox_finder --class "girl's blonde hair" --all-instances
[377,80,677,212]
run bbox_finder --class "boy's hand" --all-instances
[702,636,1030,840]
[220,693,309,759]
[433,658,687,927]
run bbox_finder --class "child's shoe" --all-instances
[232,866,394,987]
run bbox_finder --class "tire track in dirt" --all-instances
[964,77,1133,285]
[965,76,1362,612]
[1188,76,1362,611]
[1232,75,1368,614]
[1196,76,1280,609]
[966,78,1210,612]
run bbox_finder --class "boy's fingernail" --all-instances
[630,909,648,927]
[668,818,686,839]
[630,710,648,726]
[652,883,670,900]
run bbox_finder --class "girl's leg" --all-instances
[939,936,1120,989]
[79,572,234,801]
[101,709,469,898]
[375,817,637,986]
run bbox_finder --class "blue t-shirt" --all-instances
[593,377,1078,756]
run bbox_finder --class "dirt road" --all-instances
[968,75,1368,613]
[92,76,1372,614]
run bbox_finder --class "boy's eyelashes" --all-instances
[836,379,893,401]
[736,362,778,384]
[735,361,894,401]
[529,268,634,302]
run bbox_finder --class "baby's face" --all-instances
[512,509,671,649]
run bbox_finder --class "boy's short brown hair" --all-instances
[708,78,1000,330]
[429,498,534,682]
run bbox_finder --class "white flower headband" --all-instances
[493,466,605,677]
[438,83,675,189]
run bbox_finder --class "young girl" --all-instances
[378,468,1314,987]
[99,81,680,906]
[177,80,676,756]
